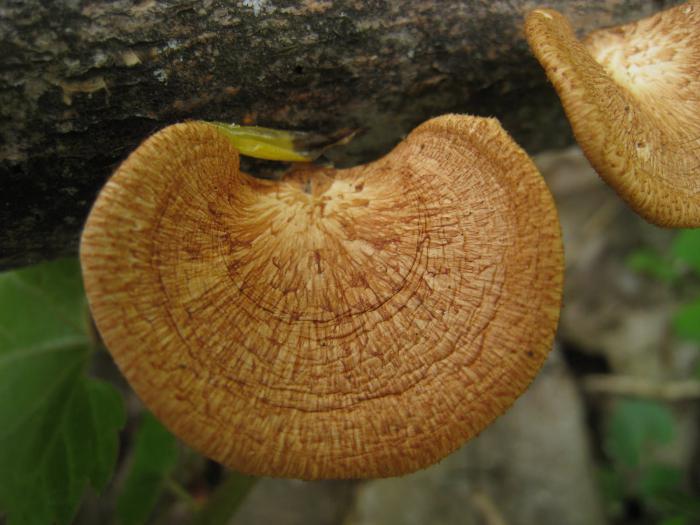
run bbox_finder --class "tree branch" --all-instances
[0,0,681,269]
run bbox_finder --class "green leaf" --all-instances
[652,491,700,523]
[193,472,257,525]
[672,229,700,275]
[605,399,676,468]
[660,517,687,525]
[116,412,179,525]
[638,465,700,522]
[673,298,700,342]
[88,379,128,490]
[0,259,126,525]
[627,249,678,283]
[639,464,683,502]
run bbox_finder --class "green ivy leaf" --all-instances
[0,259,126,525]
[116,412,179,525]
[605,399,675,469]
[672,298,700,343]
[671,229,700,275]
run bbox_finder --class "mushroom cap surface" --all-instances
[525,2,700,227]
[80,115,563,479]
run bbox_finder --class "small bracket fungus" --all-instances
[80,115,563,480]
[525,2,700,227]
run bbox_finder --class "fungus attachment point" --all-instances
[525,2,700,227]
[81,115,563,479]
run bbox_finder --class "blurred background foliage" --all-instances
[628,229,700,345]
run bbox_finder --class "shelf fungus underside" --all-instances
[81,115,563,479]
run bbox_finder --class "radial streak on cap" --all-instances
[525,2,700,227]
[80,115,563,479]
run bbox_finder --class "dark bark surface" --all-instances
[0,0,679,269]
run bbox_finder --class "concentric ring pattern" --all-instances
[81,115,563,479]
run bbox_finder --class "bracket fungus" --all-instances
[80,115,563,479]
[525,2,700,227]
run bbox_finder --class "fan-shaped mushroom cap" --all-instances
[80,115,563,479]
[525,2,700,227]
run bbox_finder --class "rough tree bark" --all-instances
[0,0,679,270]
